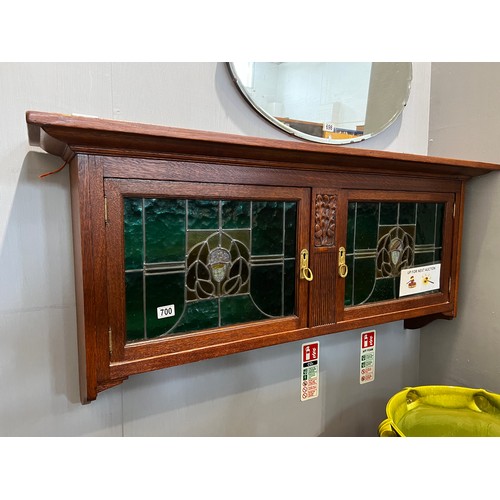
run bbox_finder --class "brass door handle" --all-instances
[300,249,313,281]
[338,246,348,278]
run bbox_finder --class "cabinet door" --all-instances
[335,190,456,324]
[104,179,310,378]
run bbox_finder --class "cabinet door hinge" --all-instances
[449,277,452,293]
[108,326,113,355]
[104,196,109,224]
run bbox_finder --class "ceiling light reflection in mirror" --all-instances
[228,62,412,145]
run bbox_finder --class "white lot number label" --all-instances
[301,341,319,401]
[323,122,335,132]
[360,330,376,384]
[157,304,175,319]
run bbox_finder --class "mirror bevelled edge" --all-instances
[227,62,412,145]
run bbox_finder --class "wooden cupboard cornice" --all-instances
[26,111,500,179]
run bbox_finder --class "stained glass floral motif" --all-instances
[377,226,414,278]
[123,198,297,342]
[345,201,444,306]
[186,231,250,300]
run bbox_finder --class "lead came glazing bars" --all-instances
[345,201,445,306]
[123,197,297,342]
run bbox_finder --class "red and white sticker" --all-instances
[301,341,319,401]
[360,330,376,384]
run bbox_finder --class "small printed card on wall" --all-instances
[301,341,319,401]
[360,330,375,384]
[399,263,441,297]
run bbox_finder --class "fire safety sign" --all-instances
[360,330,376,384]
[301,341,319,401]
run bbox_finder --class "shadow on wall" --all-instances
[129,340,306,403]
[117,323,415,437]
[319,351,416,436]
[119,346,328,436]
[0,151,81,408]
[320,397,389,437]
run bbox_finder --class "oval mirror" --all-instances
[228,62,412,145]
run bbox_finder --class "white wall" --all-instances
[272,62,371,128]
[420,63,500,392]
[0,62,431,436]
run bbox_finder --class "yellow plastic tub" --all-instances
[379,385,500,437]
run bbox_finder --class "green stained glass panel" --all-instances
[124,198,143,270]
[346,200,445,307]
[354,202,379,250]
[416,203,437,245]
[283,260,296,316]
[145,199,185,262]
[251,264,284,317]
[170,299,219,334]
[353,258,376,304]
[252,201,284,255]
[124,196,297,343]
[145,272,185,339]
[395,276,401,295]
[436,204,444,247]
[346,203,356,253]
[344,254,354,306]
[370,277,396,302]
[284,202,297,258]
[220,295,266,326]
[125,272,144,341]
[222,201,250,229]
[414,251,436,266]
[399,203,416,224]
[188,200,219,230]
[380,203,398,225]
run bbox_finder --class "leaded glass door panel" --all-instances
[105,179,310,366]
[335,190,455,322]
